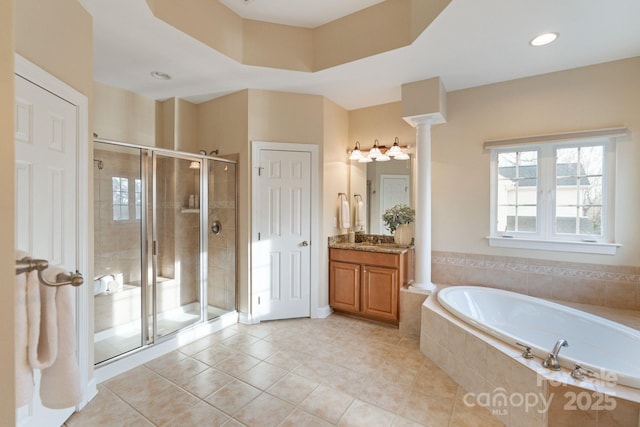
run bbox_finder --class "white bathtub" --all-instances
[437,286,640,389]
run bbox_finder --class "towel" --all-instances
[355,200,365,230]
[14,253,82,409]
[38,265,82,409]
[15,250,35,407]
[339,199,351,230]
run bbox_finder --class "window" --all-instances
[486,129,624,254]
[112,177,129,221]
[112,177,142,221]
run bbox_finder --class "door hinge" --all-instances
[152,240,158,255]
[257,166,264,176]
[258,296,261,304]
[258,232,261,241]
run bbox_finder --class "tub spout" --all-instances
[542,339,568,371]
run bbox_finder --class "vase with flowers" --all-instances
[382,204,415,246]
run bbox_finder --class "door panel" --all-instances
[152,153,202,337]
[362,265,398,322]
[256,150,311,320]
[15,74,78,426]
[329,261,360,312]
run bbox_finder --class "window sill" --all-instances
[486,236,621,255]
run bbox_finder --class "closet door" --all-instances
[15,72,79,427]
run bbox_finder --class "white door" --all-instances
[14,74,79,426]
[379,175,410,233]
[253,149,312,320]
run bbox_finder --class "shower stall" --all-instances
[93,140,237,365]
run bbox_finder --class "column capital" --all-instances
[402,112,445,128]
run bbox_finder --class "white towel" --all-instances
[15,250,35,407]
[14,254,82,409]
[339,199,351,229]
[355,200,365,230]
[38,265,82,409]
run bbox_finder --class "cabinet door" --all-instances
[329,261,360,313]
[362,265,398,322]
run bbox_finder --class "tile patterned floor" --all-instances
[65,314,503,427]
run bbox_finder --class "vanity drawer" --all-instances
[329,248,399,268]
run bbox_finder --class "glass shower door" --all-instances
[93,143,145,364]
[151,153,203,338]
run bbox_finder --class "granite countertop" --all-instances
[328,241,413,254]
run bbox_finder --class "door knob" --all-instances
[301,241,309,246]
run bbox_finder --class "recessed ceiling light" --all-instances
[530,32,559,47]
[150,71,171,80]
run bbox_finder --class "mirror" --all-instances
[350,154,413,235]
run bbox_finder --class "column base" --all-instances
[408,282,437,294]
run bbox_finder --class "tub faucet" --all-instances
[542,339,568,371]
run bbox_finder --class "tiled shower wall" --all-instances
[431,251,640,311]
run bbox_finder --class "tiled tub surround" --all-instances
[432,251,640,312]
[420,291,640,426]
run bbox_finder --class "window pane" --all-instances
[580,145,603,176]
[555,144,604,236]
[581,206,601,235]
[497,150,537,233]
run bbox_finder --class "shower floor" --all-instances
[94,303,231,364]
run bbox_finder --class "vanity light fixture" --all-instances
[349,141,363,160]
[529,32,558,47]
[347,137,411,162]
[368,139,382,160]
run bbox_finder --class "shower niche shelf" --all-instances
[180,208,200,214]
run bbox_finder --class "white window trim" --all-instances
[486,128,626,255]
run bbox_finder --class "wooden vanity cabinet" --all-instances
[329,248,413,325]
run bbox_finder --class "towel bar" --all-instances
[15,257,84,287]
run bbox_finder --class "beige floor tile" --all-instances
[399,389,454,427]
[338,399,396,426]
[300,384,355,424]
[267,372,319,405]
[238,361,287,390]
[359,378,411,414]
[178,367,234,398]
[159,400,230,427]
[239,338,281,359]
[150,356,210,383]
[104,366,172,403]
[450,394,505,427]
[144,350,187,371]
[214,352,262,377]
[264,349,309,370]
[205,379,261,414]
[279,408,334,427]
[178,333,226,355]
[392,416,427,427]
[234,393,294,427]
[192,343,237,366]
[127,384,200,425]
[65,385,153,427]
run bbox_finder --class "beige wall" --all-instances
[0,0,15,419]
[197,89,350,315]
[348,58,640,268]
[322,98,350,307]
[430,57,639,267]
[94,82,155,145]
[7,0,93,416]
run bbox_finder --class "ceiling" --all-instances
[81,0,640,111]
